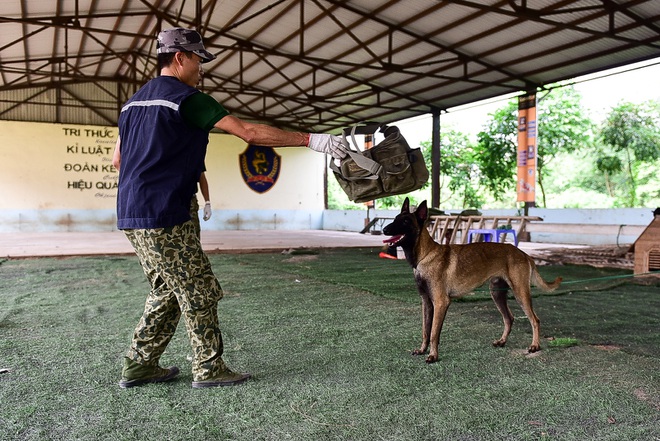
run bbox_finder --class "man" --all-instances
[114,27,348,389]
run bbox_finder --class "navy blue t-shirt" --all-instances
[116,76,226,229]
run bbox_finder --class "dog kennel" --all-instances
[631,208,660,276]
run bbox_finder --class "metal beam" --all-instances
[431,107,441,209]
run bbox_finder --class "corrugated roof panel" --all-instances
[212,1,293,37]
[0,0,658,131]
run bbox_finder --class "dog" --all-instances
[382,198,562,363]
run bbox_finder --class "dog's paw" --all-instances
[527,344,541,353]
[411,349,426,356]
[492,339,507,347]
[425,354,438,363]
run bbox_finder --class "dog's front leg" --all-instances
[426,293,450,363]
[413,293,433,356]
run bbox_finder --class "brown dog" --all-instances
[382,198,562,363]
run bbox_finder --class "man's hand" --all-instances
[307,134,349,160]
[203,201,212,221]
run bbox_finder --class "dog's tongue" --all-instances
[383,235,403,244]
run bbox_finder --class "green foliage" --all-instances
[421,129,485,208]
[537,87,593,160]
[548,337,579,348]
[601,101,660,162]
[596,155,623,174]
[542,147,660,208]
[597,101,660,206]
[474,101,519,199]
[473,86,593,207]
[441,89,657,208]
[535,87,594,206]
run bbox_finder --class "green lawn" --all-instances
[1,249,658,440]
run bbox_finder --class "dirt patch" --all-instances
[283,255,320,263]
[533,246,633,269]
[634,388,660,410]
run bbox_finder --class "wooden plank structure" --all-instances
[631,209,660,276]
[428,215,542,245]
[361,214,541,245]
[361,211,651,252]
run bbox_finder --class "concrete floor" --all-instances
[0,230,583,259]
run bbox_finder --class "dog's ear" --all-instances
[416,200,428,223]
[401,197,410,213]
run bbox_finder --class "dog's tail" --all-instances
[530,260,562,292]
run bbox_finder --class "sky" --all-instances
[394,58,660,149]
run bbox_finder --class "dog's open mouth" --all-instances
[383,234,404,246]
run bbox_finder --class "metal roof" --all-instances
[1,0,659,132]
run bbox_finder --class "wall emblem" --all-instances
[239,144,281,193]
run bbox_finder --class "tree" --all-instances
[474,85,592,207]
[420,128,484,208]
[535,86,593,206]
[474,101,519,199]
[598,101,660,206]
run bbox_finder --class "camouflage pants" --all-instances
[124,220,227,381]
[189,196,201,238]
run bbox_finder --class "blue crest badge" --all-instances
[239,144,281,193]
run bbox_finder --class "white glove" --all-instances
[203,201,212,221]
[307,134,349,160]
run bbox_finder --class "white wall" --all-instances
[0,120,326,232]
[525,207,652,245]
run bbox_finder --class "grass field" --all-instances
[1,248,658,440]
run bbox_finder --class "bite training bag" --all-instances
[330,123,429,203]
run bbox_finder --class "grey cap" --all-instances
[156,28,216,63]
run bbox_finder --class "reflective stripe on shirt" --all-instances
[121,99,179,113]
